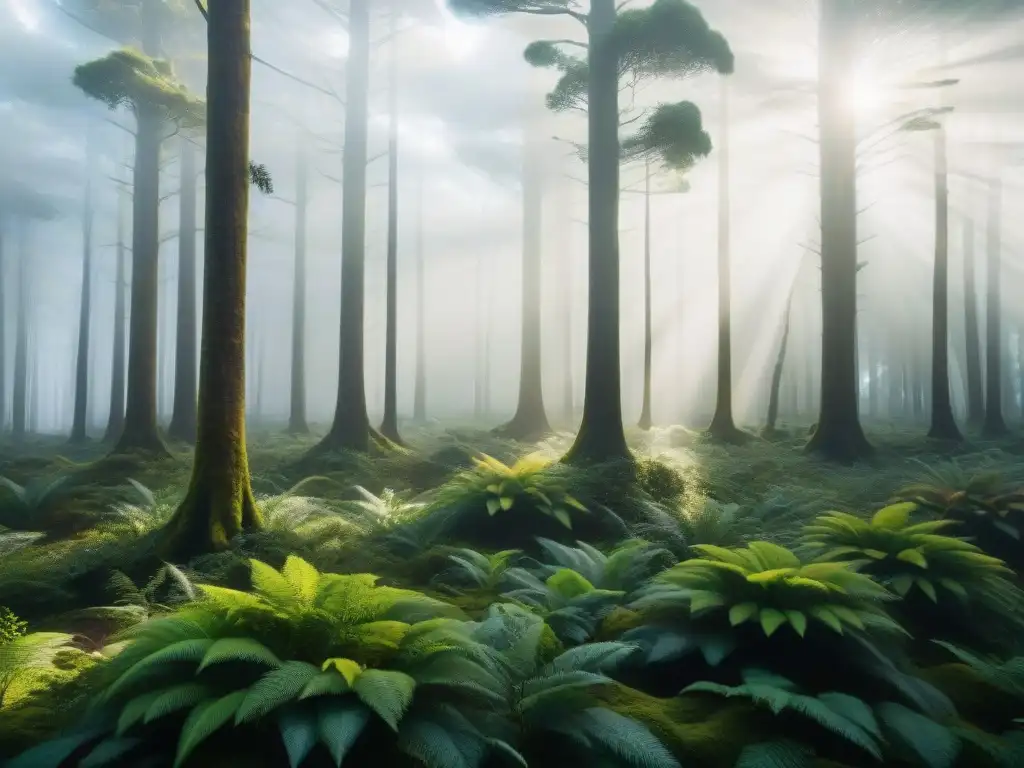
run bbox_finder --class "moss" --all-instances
[595,606,644,639]
[635,457,687,503]
[286,475,346,497]
[593,684,757,767]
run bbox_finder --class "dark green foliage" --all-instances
[0,608,27,645]
[634,458,686,504]
[620,101,712,169]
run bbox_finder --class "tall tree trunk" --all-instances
[380,8,402,444]
[983,172,1007,436]
[105,192,128,442]
[168,136,199,442]
[765,279,797,433]
[928,122,961,440]
[289,141,309,434]
[314,0,373,453]
[412,173,426,422]
[866,331,879,418]
[114,104,168,455]
[564,0,629,464]
[708,77,745,443]
[962,216,983,425]
[807,0,872,460]
[163,0,260,558]
[561,197,574,427]
[638,158,653,430]
[498,123,551,440]
[70,132,96,443]
[12,221,28,442]
[0,217,7,433]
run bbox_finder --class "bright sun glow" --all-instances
[436,0,485,61]
[9,0,40,31]
[323,29,349,59]
[845,73,885,116]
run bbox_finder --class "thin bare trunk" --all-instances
[638,158,653,430]
[289,141,309,434]
[380,6,402,443]
[168,136,199,442]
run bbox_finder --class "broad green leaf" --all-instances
[891,574,915,596]
[278,710,318,768]
[321,658,363,687]
[872,503,916,529]
[689,590,726,614]
[729,602,759,626]
[353,669,416,731]
[896,549,928,569]
[317,700,371,765]
[810,607,844,634]
[760,608,788,637]
[553,508,573,529]
[499,496,515,511]
[784,610,807,637]
[174,691,247,768]
[916,578,938,603]
[198,638,281,672]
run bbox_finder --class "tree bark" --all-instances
[380,8,403,444]
[983,172,1007,436]
[708,77,746,444]
[105,193,128,443]
[313,0,374,454]
[498,123,551,440]
[806,0,872,460]
[412,173,426,422]
[962,216,983,426]
[162,0,260,559]
[12,221,28,443]
[113,104,169,455]
[168,136,199,442]
[563,0,630,464]
[70,133,96,444]
[288,141,309,434]
[928,124,961,440]
[765,281,796,433]
[638,159,653,430]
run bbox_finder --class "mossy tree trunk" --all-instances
[168,136,199,443]
[162,0,260,559]
[982,172,1007,436]
[638,159,653,431]
[962,216,984,426]
[114,104,169,455]
[708,77,746,444]
[498,123,551,441]
[412,174,426,422]
[12,222,28,442]
[105,194,128,442]
[289,141,309,434]
[380,10,403,444]
[928,124,961,440]
[806,0,872,461]
[70,134,96,444]
[314,0,374,454]
[563,0,630,465]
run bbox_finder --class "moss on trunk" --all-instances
[161,0,260,559]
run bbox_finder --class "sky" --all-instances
[3,0,1024,435]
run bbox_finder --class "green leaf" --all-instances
[937,578,968,600]
[197,638,282,672]
[760,609,788,637]
[784,610,807,638]
[872,503,916,529]
[117,691,163,735]
[353,669,416,731]
[546,569,595,599]
[916,578,938,602]
[891,574,915,596]
[103,638,215,702]
[864,549,889,560]
[896,549,928,569]
[321,658,363,687]
[143,683,210,724]
[486,498,501,516]
[278,709,318,768]
[236,661,320,724]
[499,496,515,511]
[877,702,960,768]
[736,740,815,768]
[552,508,573,528]
[317,700,371,766]
[299,671,352,700]
[174,691,247,768]
[689,590,726,614]
[79,738,142,768]
[810,607,844,634]
[729,602,759,626]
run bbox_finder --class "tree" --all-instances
[982,170,1007,436]
[74,49,203,455]
[450,0,733,463]
[162,0,261,558]
[289,140,310,434]
[962,217,984,425]
[495,121,552,441]
[104,188,129,442]
[70,128,97,444]
[764,267,802,436]
[412,173,427,422]
[380,5,404,444]
[637,158,654,431]
[167,136,200,442]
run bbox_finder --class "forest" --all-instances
[3,0,1024,766]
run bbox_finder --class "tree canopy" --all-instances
[72,48,203,126]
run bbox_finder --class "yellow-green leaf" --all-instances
[552,508,573,528]
[486,498,501,516]
[563,495,588,512]
[872,502,916,529]
[322,658,363,687]
[486,484,501,494]
[746,568,797,584]
[829,605,865,630]
[499,496,515,511]
[784,610,807,637]
[810,607,844,634]
[760,608,787,637]
[896,549,928,569]
[864,549,889,560]
[689,590,726,614]
[729,602,759,626]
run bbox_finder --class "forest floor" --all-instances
[3,420,1024,765]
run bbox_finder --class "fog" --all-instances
[3,0,1024,437]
